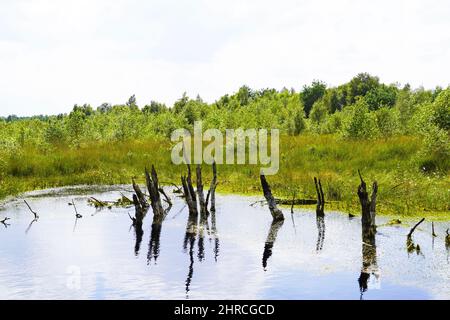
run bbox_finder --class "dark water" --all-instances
[0,186,448,300]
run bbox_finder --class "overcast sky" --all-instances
[0,0,449,116]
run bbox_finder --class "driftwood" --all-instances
[71,199,82,218]
[314,177,325,217]
[24,200,39,220]
[407,218,425,238]
[88,195,132,208]
[260,175,284,221]
[1,217,10,228]
[250,198,317,207]
[145,165,165,217]
[159,188,172,207]
[431,222,437,237]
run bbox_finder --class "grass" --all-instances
[0,135,449,219]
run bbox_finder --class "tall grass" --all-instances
[0,135,448,218]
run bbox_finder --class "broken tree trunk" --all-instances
[260,175,284,221]
[145,165,165,217]
[357,170,377,238]
[205,161,218,213]
[132,194,147,226]
[356,170,378,296]
[132,178,149,210]
[196,165,207,219]
[181,165,199,218]
[314,177,325,217]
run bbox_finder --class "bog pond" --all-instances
[0,185,449,300]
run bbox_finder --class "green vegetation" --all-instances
[0,73,449,218]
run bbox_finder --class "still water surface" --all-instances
[0,186,448,299]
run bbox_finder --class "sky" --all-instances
[0,0,449,117]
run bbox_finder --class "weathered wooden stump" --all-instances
[357,170,377,238]
[260,175,284,221]
[314,177,325,217]
[196,165,207,219]
[145,165,165,217]
[357,170,378,296]
[206,161,218,213]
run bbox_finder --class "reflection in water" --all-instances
[316,216,325,252]
[184,211,198,297]
[358,224,378,299]
[147,211,166,264]
[147,221,162,264]
[182,207,220,297]
[72,217,79,233]
[25,218,38,234]
[262,219,284,270]
[406,236,422,256]
[185,235,195,298]
[131,201,148,256]
[134,223,144,256]
[197,217,208,262]
[211,210,220,262]
[446,230,450,263]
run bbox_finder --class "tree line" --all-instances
[0,73,448,171]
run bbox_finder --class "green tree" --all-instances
[301,80,326,117]
[173,92,189,113]
[143,101,168,114]
[347,73,380,104]
[126,94,138,109]
[364,84,398,110]
[310,99,329,129]
[431,88,450,130]
[342,98,377,139]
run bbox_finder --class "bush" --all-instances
[342,98,378,139]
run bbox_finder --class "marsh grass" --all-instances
[0,135,448,218]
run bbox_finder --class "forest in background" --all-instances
[0,73,449,217]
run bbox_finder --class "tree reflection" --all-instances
[316,216,325,252]
[358,224,378,299]
[262,219,284,270]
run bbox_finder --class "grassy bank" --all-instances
[0,135,448,218]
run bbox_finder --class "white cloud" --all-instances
[0,0,449,116]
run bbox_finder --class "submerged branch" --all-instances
[24,200,39,220]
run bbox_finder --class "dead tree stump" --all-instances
[260,175,284,221]
[357,170,377,238]
[145,165,165,217]
[196,165,207,219]
[132,178,149,210]
[314,177,325,217]
[357,170,378,296]
[206,161,218,213]
[181,164,199,218]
